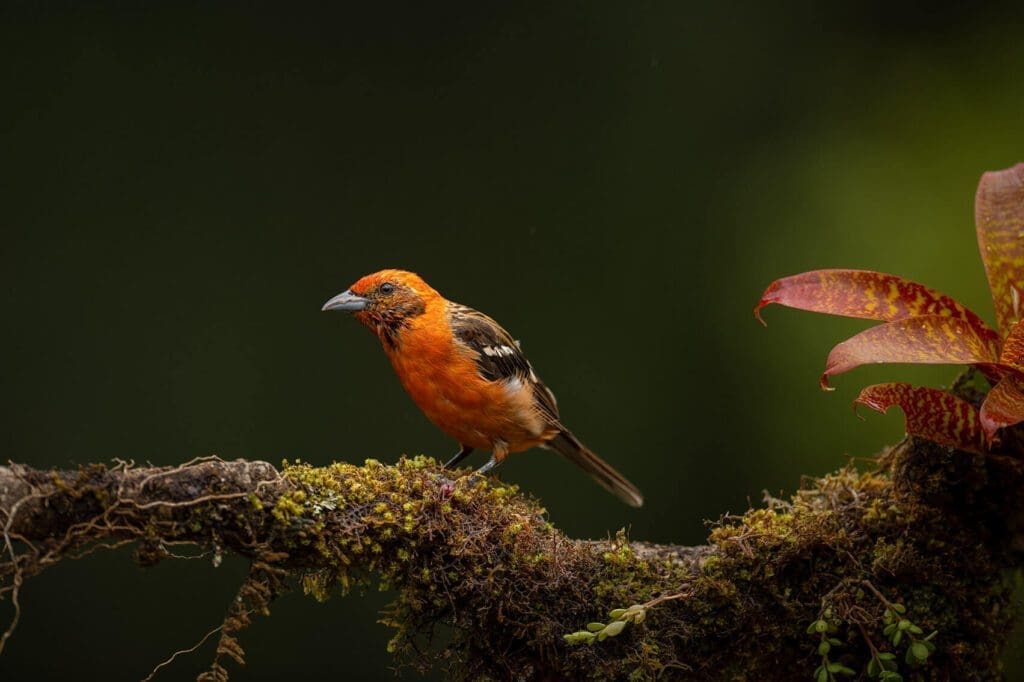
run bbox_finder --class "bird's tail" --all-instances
[547,430,644,508]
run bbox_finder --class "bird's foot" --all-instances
[435,472,488,501]
[435,454,500,500]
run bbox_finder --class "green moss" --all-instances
[208,440,1023,680]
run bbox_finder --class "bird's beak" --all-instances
[321,290,370,312]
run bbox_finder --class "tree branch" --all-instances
[2,440,1022,680]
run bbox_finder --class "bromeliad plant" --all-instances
[755,163,1024,455]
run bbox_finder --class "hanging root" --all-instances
[0,456,284,666]
[196,555,289,682]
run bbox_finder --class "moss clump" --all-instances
[670,442,1019,681]
[257,456,689,678]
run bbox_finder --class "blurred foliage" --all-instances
[1,2,1023,678]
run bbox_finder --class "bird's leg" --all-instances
[443,444,474,469]
[440,444,506,499]
[438,445,474,497]
[474,456,500,477]
[470,442,508,480]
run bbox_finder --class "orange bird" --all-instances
[322,269,643,507]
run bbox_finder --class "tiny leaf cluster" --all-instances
[564,604,647,646]
[807,615,853,681]
[880,603,937,668]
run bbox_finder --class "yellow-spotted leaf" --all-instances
[999,319,1024,371]
[979,374,1024,442]
[754,269,996,337]
[976,163,1024,335]
[854,383,985,454]
[821,315,1001,389]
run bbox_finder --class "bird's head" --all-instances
[322,269,438,344]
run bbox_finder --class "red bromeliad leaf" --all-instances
[976,163,1024,336]
[822,315,1001,389]
[975,326,1024,442]
[754,269,996,335]
[854,383,985,454]
[979,374,1024,442]
[998,319,1024,371]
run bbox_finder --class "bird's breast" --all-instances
[385,326,548,451]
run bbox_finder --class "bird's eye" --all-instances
[379,282,395,295]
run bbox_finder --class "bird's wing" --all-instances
[448,303,560,421]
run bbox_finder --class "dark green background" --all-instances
[2,3,1023,678]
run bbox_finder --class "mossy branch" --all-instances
[2,440,1023,680]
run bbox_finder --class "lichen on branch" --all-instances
[2,439,1022,680]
